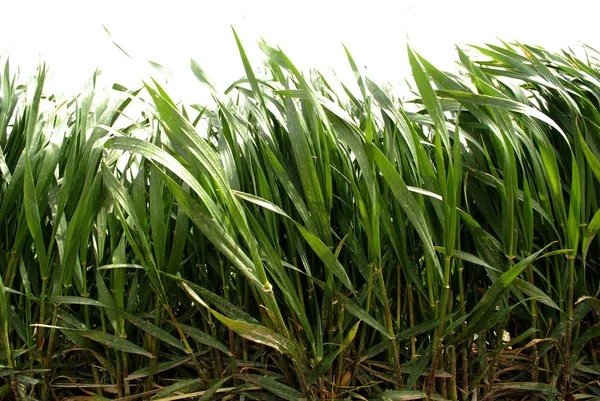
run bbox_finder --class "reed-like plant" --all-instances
[1,35,600,401]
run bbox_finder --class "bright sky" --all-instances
[2,0,600,103]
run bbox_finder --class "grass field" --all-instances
[2,34,600,400]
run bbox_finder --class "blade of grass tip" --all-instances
[231,28,269,124]
[148,60,173,80]
[24,64,46,151]
[343,44,366,100]
[190,59,218,94]
[408,46,450,152]
[102,25,133,59]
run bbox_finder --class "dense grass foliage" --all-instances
[2,37,600,401]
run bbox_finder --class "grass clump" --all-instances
[2,35,600,401]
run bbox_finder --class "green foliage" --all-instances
[2,38,600,401]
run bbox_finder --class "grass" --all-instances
[2,33,600,400]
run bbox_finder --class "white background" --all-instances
[2,0,599,102]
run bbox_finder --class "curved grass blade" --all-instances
[182,283,297,357]
[243,374,306,401]
[372,146,443,279]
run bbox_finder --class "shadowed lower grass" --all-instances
[2,35,600,401]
